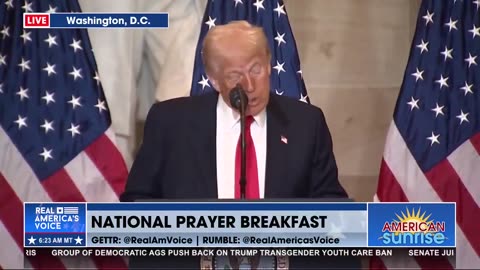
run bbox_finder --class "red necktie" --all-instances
[234,116,259,199]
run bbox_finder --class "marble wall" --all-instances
[285,0,421,201]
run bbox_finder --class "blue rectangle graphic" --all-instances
[24,203,86,234]
[25,233,85,247]
[367,203,455,247]
[50,13,168,28]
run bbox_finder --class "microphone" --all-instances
[229,84,248,112]
[229,85,248,199]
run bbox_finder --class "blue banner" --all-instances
[23,13,169,29]
[367,203,455,247]
[23,202,455,248]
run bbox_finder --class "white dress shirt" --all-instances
[216,96,267,199]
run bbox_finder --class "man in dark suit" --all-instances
[121,20,359,269]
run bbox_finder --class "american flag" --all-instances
[0,0,127,269]
[373,0,480,269]
[189,0,309,103]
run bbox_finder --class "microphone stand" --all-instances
[239,94,247,199]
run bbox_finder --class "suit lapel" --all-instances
[187,93,218,198]
[264,95,289,198]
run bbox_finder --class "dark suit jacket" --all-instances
[121,92,360,269]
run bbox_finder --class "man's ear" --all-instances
[207,75,220,91]
[266,53,272,76]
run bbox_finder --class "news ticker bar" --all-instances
[23,13,168,29]
[24,202,456,248]
[24,248,456,258]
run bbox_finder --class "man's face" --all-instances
[210,43,271,116]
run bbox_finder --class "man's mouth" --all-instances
[248,98,258,106]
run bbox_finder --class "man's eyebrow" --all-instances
[226,71,241,75]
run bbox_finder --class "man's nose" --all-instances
[241,75,254,93]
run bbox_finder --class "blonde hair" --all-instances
[201,20,271,75]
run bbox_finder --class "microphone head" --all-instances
[229,84,248,111]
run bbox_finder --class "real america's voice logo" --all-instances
[34,206,80,230]
[24,203,87,247]
[367,203,455,247]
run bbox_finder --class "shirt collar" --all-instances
[217,94,266,129]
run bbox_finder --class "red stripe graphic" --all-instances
[425,159,480,256]
[0,173,26,249]
[91,257,128,270]
[42,169,85,202]
[31,249,67,270]
[369,256,387,270]
[0,173,66,270]
[416,256,454,270]
[376,160,409,202]
[470,133,480,155]
[85,134,128,196]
